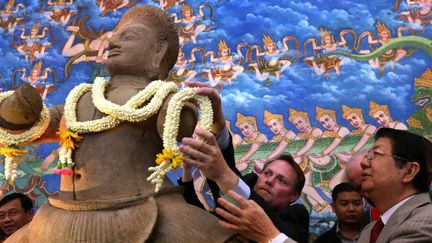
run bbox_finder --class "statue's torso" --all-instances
[60,84,172,201]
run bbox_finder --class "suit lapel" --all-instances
[378,193,430,242]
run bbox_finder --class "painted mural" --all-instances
[0,0,431,237]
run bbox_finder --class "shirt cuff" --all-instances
[215,126,230,150]
[269,233,288,243]
[231,178,251,199]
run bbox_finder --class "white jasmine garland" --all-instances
[0,91,51,182]
[147,88,213,192]
[61,77,213,193]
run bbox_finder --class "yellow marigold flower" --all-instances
[0,146,27,157]
[155,149,174,165]
[171,153,183,169]
[56,129,82,149]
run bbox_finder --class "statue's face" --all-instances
[107,19,159,76]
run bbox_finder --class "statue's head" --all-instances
[107,5,179,80]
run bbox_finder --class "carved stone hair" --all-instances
[117,5,180,79]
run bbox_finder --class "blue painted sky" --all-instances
[0,0,430,138]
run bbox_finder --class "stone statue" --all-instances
[1,5,236,242]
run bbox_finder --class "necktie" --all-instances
[370,218,384,243]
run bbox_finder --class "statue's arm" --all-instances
[0,83,62,144]
[157,94,198,141]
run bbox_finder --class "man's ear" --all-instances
[402,161,420,184]
[25,209,34,223]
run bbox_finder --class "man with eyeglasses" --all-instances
[356,128,432,242]
[0,193,34,238]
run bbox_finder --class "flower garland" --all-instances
[59,77,213,193]
[0,91,51,182]
[57,77,177,174]
[147,88,213,192]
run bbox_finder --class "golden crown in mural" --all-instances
[320,28,330,37]
[414,68,432,88]
[181,4,192,14]
[315,106,336,120]
[263,110,283,125]
[6,0,15,7]
[341,105,364,119]
[376,22,390,33]
[263,35,275,46]
[369,101,390,117]
[235,113,257,130]
[218,40,229,51]
[32,61,43,74]
[288,108,310,124]
[31,21,41,33]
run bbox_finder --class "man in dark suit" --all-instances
[178,82,309,242]
[314,182,364,243]
[357,128,432,242]
[180,127,309,243]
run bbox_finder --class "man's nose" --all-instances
[265,176,275,186]
[107,35,120,51]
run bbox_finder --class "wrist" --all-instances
[216,170,238,193]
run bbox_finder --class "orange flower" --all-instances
[56,129,82,149]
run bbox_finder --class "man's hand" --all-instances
[216,190,281,243]
[180,128,237,193]
[185,81,225,134]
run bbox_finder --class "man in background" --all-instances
[314,182,364,243]
[0,193,34,239]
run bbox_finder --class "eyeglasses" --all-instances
[366,149,408,161]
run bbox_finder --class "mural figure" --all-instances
[202,40,244,89]
[249,35,299,83]
[399,0,432,26]
[97,0,140,17]
[62,17,113,77]
[369,101,408,130]
[253,111,296,171]
[167,48,198,86]
[226,120,242,149]
[287,108,332,212]
[156,0,185,10]
[16,22,52,64]
[307,107,349,202]
[44,0,76,25]
[336,105,376,162]
[171,3,215,45]
[0,0,24,15]
[12,61,57,100]
[235,113,268,172]
[357,22,414,75]
[407,68,432,140]
[303,28,356,79]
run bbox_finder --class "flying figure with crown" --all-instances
[356,22,415,75]
[15,21,52,64]
[303,28,357,79]
[248,34,299,85]
[171,3,216,45]
[11,61,58,100]
[202,40,245,89]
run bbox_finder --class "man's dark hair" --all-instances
[0,193,33,212]
[263,153,305,194]
[375,128,432,193]
[331,182,361,202]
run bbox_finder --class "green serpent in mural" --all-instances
[234,134,373,162]
[318,36,432,61]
